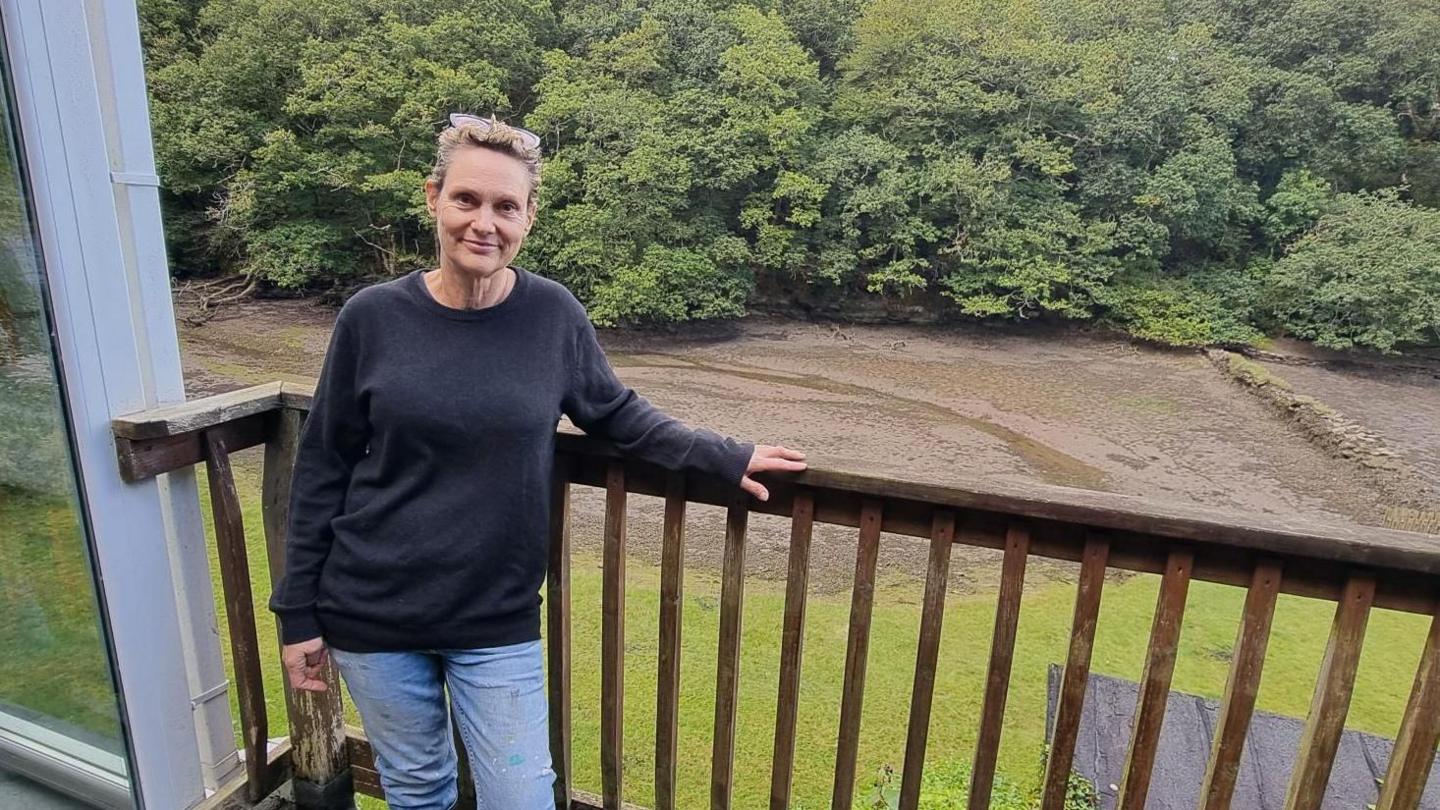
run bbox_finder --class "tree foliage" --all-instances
[141,0,1440,350]
[1266,191,1440,352]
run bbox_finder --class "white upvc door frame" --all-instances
[1,1,239,807]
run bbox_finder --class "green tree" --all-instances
[1265,190,1440,352]
[526,2,826,324]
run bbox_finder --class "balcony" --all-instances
[111,382,1440,810]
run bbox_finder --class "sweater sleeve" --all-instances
[561,313,753,487]
[268,313,370,644]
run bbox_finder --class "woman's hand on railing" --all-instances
[740,445,807,502]
[282,637,331,692]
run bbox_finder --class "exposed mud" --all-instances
[179,297,1440,594]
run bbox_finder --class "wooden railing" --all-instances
[112,383,1440,810]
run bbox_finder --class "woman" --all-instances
[269,114,806,810]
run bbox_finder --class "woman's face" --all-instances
[425,146,536,280]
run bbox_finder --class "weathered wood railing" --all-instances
[112,382,1440,810]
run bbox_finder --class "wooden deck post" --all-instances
[261,410,350,808]
[548,454,575,810]
[770,489,816,810]
[1040,535,1110,810]
[656,473,687,810]
[1374,600,1440,810]
[205,431,279,803]
[831,498,884,810]
[601,463,627,810]
[897,509,955,810]
[1116,547,1194,810]
[1198,559,1282,810]
[1283,573,1376,810]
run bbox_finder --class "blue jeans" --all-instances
[331,641,555,810]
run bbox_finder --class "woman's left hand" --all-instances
[740,445,808,502]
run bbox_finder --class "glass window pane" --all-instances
[0,30,135,810]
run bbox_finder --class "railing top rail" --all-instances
[112,382,1440,578]
[112,381,287,440]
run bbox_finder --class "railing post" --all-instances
[601,462,628,810]
[261,409,351,808]
[968,523,1032,809]
[1375,600,1440,810]
[1041,535,1109,810]
[204,430,279,803]
[656,472,687,810]
[1283,573,1377,810]
[1199,559,1282,809]
[548,454,575,810]
[1116,547,1194,810]
[711,492,750,810]
[832,498,884,810]
[897,509,955,810]
[770,489,816,810]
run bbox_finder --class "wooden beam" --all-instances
[259,409,348,804]
[1040,536,1110,810]
[1116,548,1194,810]
[711,494,750,810]
[1199,559,1283,810]
[1283,573,1377,810]
[189,742,292,810]
[898,509,956,810]
[125,385,1440,579]
[768,489,816,810]
[1375,602,1440,810]
[554,452,1438,616]
[969,524,1032,809]
[114,412,268,482]
[204,431,276,802]
[545,431,1440,578]
[549,454,575,810]
[601,463,627,810]
[655,472,687,810]
[111,381,284,439]
[831,498,884,810]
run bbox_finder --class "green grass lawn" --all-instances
[203,459,1431,808]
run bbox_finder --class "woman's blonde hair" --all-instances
[427,117,542,206]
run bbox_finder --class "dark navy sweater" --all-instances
[269,267,753,651]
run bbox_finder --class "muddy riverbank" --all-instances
[179,296,1439,594]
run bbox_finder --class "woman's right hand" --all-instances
[282,637,330,692]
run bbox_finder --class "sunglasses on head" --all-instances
[448,113,541,151]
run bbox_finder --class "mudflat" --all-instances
[179,297,1439,593]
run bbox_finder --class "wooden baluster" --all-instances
[656,473,687,810]
[968,524,1031,810]
[1040,536,1110,810]
[260,410,349,808]
[204,431,274,802]
[1198,559,1283,810]
[601,462,627,810]
[1116,547,1194,810]
[898,510,957,810]
[831,498,884,810]
[769,489,816,810]
[1283,573,1377,810]
[548,453,575,810]
[712,493,751,810]
[1375,600,1440,810]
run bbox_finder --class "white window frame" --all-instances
[1,1,240,807]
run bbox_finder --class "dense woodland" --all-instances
[140,0,1440,351]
